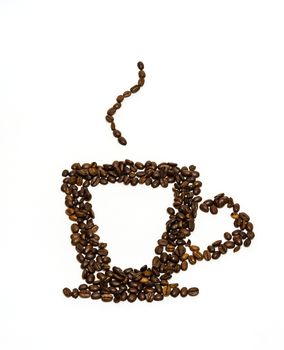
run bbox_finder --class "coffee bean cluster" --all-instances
[61,160,255,302]
[105,61,145,146]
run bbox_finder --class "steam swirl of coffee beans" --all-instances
[105,61,146,146]
[61,160,255,302]
[61,61,254,302]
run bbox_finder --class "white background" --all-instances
[0,1,283,349]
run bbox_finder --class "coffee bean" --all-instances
[212,240,222,247]
[203,250,211,261]
[118,136,127,146]
[210,205,218,214]
[244,238,251,247]
[154,293,163,301]
[193,251,203,261]
[224,241,235,249]
[224,232,232,240]
[180,287,188,297]
[188,255,196,265]
[79,290,91,298]
[171,287,180,297]
[130,85,140,93]
[212,251,221,260]
[101,294,113,302]
[128,294,137,302]
[200,203,209,212]
[188,287,199,296]
[113,130,121,138]
[63,287,72,297]
[137,61,144,70]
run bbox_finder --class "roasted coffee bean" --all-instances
[213,240,222,247]
[146,292,154,302]
[171,287,180,298]
[212,251,221,260]
[200,203,209,212]
[137,61,144,70]
[210,205,218,214]
[188,287,199,296]
[218,244,227,254]
[224,232,232,240]
[118,136,127,146]
[188,255,196,265]
[233,203,240,213]
[244,238,251,247]
[91,292,101,299]
[113,130,121,138]
[162,285,171,296]
[79,290,91,298]
[224,241,235,249]
[71,288,78,298]
[193,251,203,261]
[63,288,72,297]
[154,293,163,301]
[128,294,137,302]
[101,294,113,302]
[180,287,188,297]
[203,250,211,261]
[181,260,188,271]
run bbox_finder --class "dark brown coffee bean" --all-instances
[224,232,232,240]
[218,244,227,254]
[79,290,91,298]
[210,205,218,214]
[233,203,240,212]
[138,292,146,301]
[189,245,200,252]
[233,236,242,246]
[171,287,180,297]
[138,70,146,78]
[130,85,140,93]
[123,90,131,97]
[212,251,221,260]
[188,287,199,296]
[239,212,250,221]
[203,250,211,261]
[180,287,188,297]
[107,107,116,116]
[91,292,101,300]
[244,238,251,247]
[224,241,235,249]
[200,203,209,212]
[188,255,196,265]
[71,288,79,298]
[113,130,121,138]
[71,224,79,233]
[118,136,127,146]
[128,294,137,302]
[137,61,144,70]
[212,240,222,247]
[105,115,114,123]
[63,287,72,297]
[146,292,154,302]
[233,246,240,253]
[181,260,188,271]
[101,294,113,302]
[193,251,203,261]
[116,95,124,103]
[154,293,163,301]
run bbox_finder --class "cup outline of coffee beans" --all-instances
[61,62,255,303]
